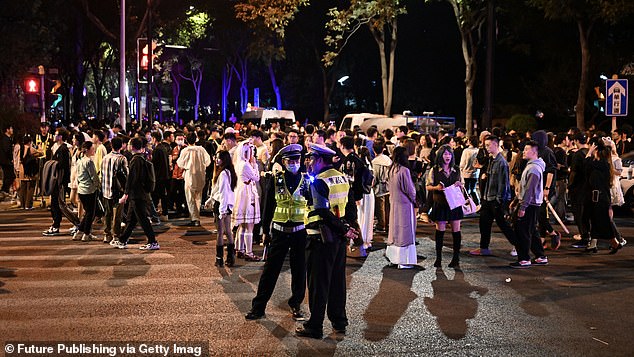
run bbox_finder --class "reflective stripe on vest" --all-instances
[272,173,308,224]
[306,168,349,224]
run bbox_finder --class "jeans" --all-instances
[78,192,97,234]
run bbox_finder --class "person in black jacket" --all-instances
[151,132,170,220]
[0,124,15,196]
[113,137,159,250]
[531,130,561,250]
[43,129,80,236]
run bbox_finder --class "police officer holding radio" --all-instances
[245,144,310,321]
[295,143,358,339]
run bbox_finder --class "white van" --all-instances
[242,109,295,126]
[339,113,389,131]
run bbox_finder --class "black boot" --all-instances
[215,245,224,267]
[434,230,445,267]
[226,244,235,267]
[449,231,461,268]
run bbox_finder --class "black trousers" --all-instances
[478,200,516,249]
[570,198,590,241]
[1,164,15,193]
[170,178,187,215]
[50,184,79,229]
[251,228,307,314]
[119,198,156,244]
[78,192,96,234]
[514,205,543,261]
[152,178,170,216]
[304,234,348,332]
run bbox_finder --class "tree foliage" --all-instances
[235,0,309,39]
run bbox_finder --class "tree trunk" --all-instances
[153,82,162,122]
[222,66,232,122]
[386,21,397,117]
[373,30,389,116]
[171,72,180,124]
[576,20,592,130]
[268,62,282,110]
[193,67,202,122]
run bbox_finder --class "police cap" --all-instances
[279,144,303,159]
[308,143,336,158]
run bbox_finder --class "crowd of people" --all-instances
[0,117,632,337]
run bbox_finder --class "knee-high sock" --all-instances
[235,226,244,252]
[435,230,445,260]
[452,231,462,259]
[244,232,253,255]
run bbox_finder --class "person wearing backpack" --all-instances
[113,137,159,250]
[101,137,128,244]
[18,135,42,209]
[43,129,79,236]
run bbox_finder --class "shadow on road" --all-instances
[0,267,17,294]
[363,264,420,342]
[424,268,488,340]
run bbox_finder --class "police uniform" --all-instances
[296,143,356,339]
[246,144,309,320]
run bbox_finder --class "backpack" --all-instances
[111,166,127,200]
[41,159,59,196]
[22,148,39,177]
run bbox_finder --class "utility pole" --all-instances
[120,0,127,131]
[482,0,495,130]
[146,0,153,124]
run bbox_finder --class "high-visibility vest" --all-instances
[272,172,308,224]
[306,168,349,225]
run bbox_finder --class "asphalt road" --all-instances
[0,200,633,357]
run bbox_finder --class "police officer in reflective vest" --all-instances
[245,144,310,321]
[296,143,358,339]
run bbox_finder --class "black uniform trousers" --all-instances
[119,198,156,244]
[251,228,307,314]
[304,234,348,332]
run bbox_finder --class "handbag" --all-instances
[443,184,466,210]
[461,187,477,215]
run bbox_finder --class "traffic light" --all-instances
[137,38,156,83]
[25,77,39,93]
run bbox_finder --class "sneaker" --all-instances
[510,260,532,269]
[81,233,96,242]
[572,234,582,241]
[139,242,160,250]
[550,232,561,250]
[510,248,518,257]
[72,231,84,241]
[151,218,162,226]
[114,241,128,249]
[532,256,549,265]
[571,240,590,248]
[103,234,113,243]
[110,239,122,247]
[469,248,493,256]
[69,226,79,235]
[42,226,61,236]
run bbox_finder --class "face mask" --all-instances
[176,139,185,146]
[286,163,300,174]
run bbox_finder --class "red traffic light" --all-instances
[25,78,39,93]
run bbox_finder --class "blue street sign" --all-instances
[606,79,628,116]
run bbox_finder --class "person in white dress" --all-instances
[232,141,261,261]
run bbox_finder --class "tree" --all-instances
[235,0,309,111]
[323,0,407,117]
[434,0,487,137]
[528,0,634,130]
